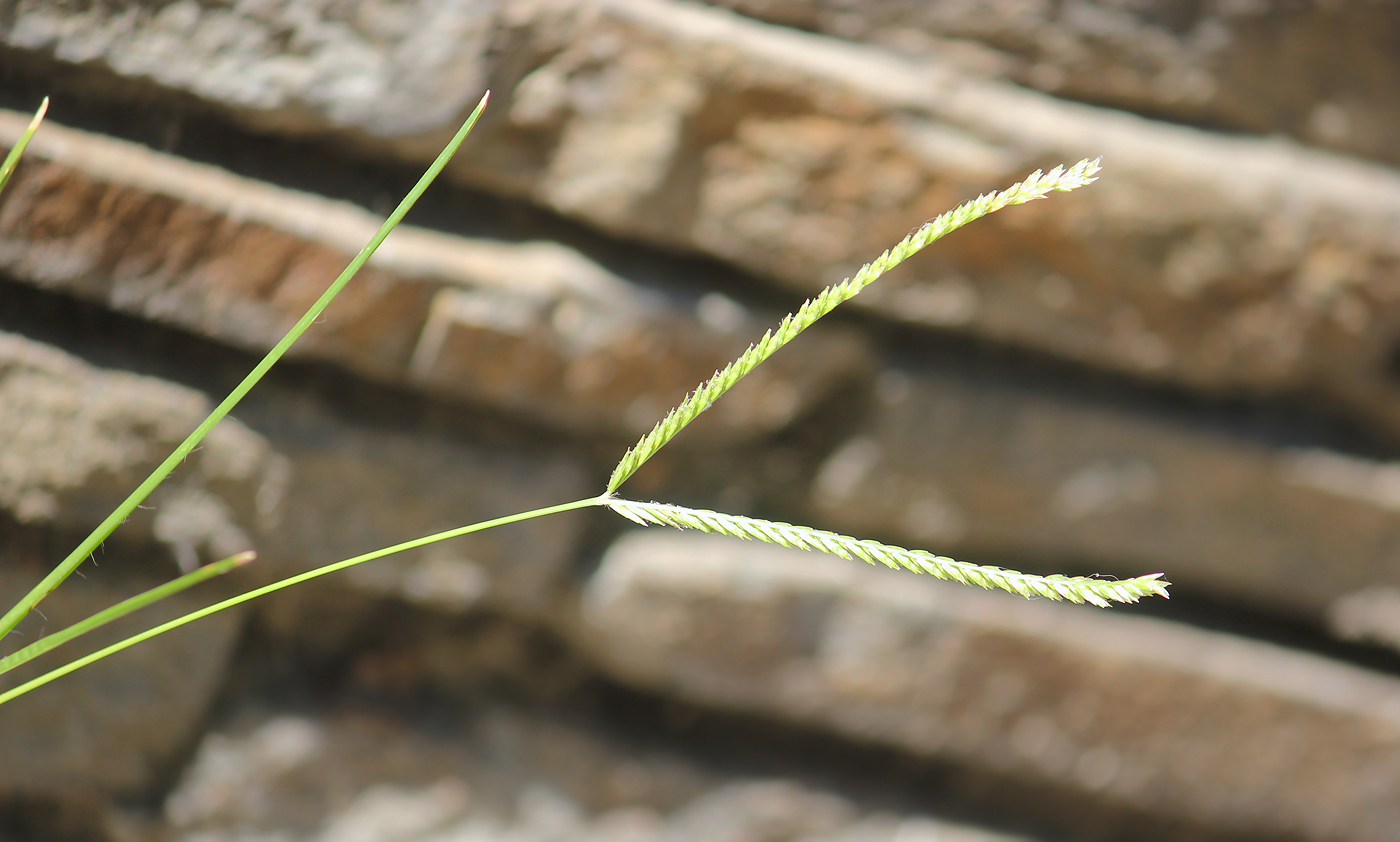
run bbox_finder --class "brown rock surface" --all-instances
[0,325,590,663]
[3,318,593,602]
[10,1,1400,439]
[8,3,1400,839]
[704,0,1400,167]
[583,530,1400,842]
[0,109,869,441]
[0,332,251,811]
[0,330,586,812]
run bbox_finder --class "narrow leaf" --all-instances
[0,551,254,678]
[0,496,603,706]
[0,92,491,641]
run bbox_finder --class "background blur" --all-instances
[3,1,1400,840]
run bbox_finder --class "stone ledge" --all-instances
[165,706,1042,842]
[701,0,1400,167]
[802,358,1400,619]
[583,530,1400,842]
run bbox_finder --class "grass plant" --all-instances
[0,95,1168,706]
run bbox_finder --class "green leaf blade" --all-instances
[0,96,47,196]
[0,551,254,678]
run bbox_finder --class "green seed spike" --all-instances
[606,158,1102,494]
[608,497,1168,607]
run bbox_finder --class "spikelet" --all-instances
[609,498,1167,607]
[607,159,1102,493]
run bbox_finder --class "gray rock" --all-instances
[245,386,591,620]
[703,0,1400,167]
[1328,587,1400,652]
[0,331,273,570]
[3,0,499,138]
[582,529,1400,842]
[0,326,589,682]
[0,566,243,806]
[0,109,869,440]
[0,332,586,817]
[163,706,1036,842]
[802,360,1400,619]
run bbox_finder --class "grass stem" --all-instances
[0,495,601,705]
[0,551,254,677]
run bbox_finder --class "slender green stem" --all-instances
[0,92,491,641]
[0,551,254,678]
[0,496,602,706]
[0,97,47,195]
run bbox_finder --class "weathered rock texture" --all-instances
[584,530,1400,842]
[164,706,1036,842]
[0,328,589,817]
[0,318,592,611]
[2,0,499,138]
[0,109,868,441]
[803,358,1400,618]
[9,0,1400,443]
[704,0,1400,167]
[0,324,594,817]
[0,331,272,569]
[0,566,243,808]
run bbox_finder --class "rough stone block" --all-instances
[0,563,243,809]
[0,326,588,672]
[0,333,256,811]
[583,530,1400,842]
[9,0,1400,439]
[163,706,1038,842]
[470,0,1400,443]
[0,109,869,441]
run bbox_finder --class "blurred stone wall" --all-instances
[2,1,1400,840]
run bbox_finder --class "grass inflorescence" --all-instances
[0,97,1158,708]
